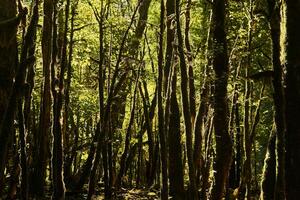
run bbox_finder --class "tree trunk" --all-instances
[51,0,70,198]
[168,66,185,199]
[209,0,233,198]
[267,0,286,198]
[33,0,53,196]
[260,127,276,200]
[0,0,18,190]
[157,0,168,199]
[281,0,300,199]
[175,0,198,198]
[116,71,140,187]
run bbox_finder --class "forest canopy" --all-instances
[0,0,300,199]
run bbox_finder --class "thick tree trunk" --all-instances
[0,0,18,190]
[33,0,53,196]
[266,1,286,198]
[51,0,70,198]
[209,0,233,198]
[168,67,185,199]
[281,0,300,199]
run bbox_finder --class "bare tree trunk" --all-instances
[157,0,168,199]
[63,1,77,183]
[281,0,300,199]
[266,0,286,198]
[184,0,196,126]
[168,66,185,199]
[0,0,18,191]
[239,3,255,199]
[201,116,214,199]
[51,0,70,198]
[175,0,198,198]
[209,0,233,198]
[260,127,276,200]
[116,71,140,187]
[33,0,53,196]
[164,0,175,93]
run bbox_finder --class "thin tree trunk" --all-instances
[63,1,77,183]
[201,116,214,199]
[157,0,168,199]
[87,0,106,198]
[175,0,198,197]
[116,68,141,187]
[260,127,276,200]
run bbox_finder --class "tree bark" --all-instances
[260,127,276,200]
[280,0,300,199]
[267,0,286,198]
[209,0,233,198]
[175,0,198,198]
[0,0,18,191]
[51,0,70,198]
[168,66,185,199]
[33,0,53,196]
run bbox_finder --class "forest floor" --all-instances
[2,181,159,199]
[65,188,159,200]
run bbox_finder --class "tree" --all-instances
[281,0,300,198]
[0,0,19,191]
[209,0,233,198]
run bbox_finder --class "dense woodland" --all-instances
[0,0,300,199]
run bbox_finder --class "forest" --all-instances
[0,0,300,199]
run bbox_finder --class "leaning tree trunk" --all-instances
[280,0,300,199]
[209,0,233,199]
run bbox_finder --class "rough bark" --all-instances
[164,0,175,93]
[260,128,276,200]
[63,1,77,182]
[280,0,300,199]
[157,0,168,199]
[0,0,18,190]
[175,0,198,197]
[168,67,185,199]
[239,3,254,198]
[32,0,53,196]
[116,70,140,187]
[209,0,233,198]
[51,0,70,198]
[267,0,286,198]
